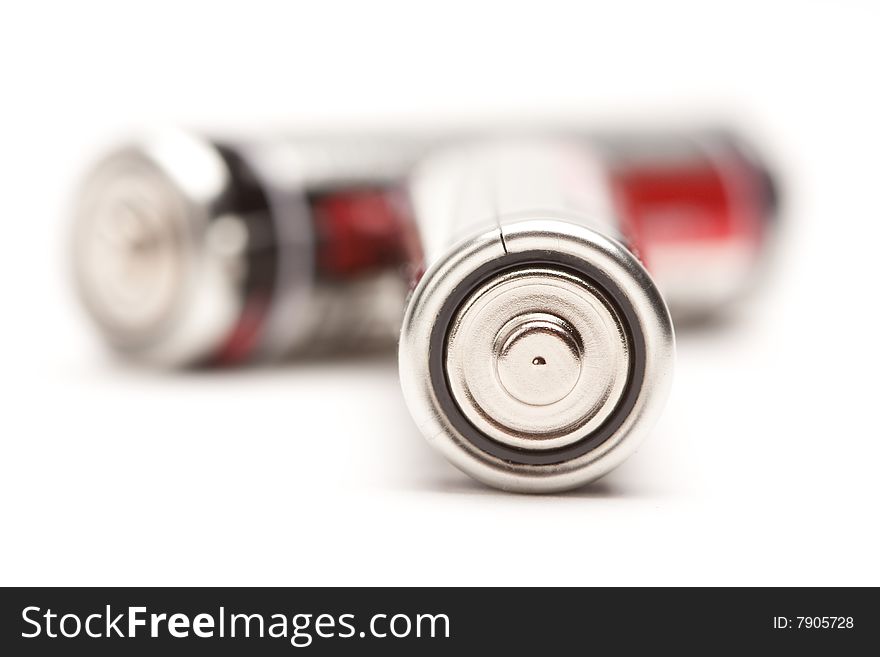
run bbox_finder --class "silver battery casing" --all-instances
[399,138,676,493]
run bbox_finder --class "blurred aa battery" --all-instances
[72,131,425,366]
[398,131,777,492]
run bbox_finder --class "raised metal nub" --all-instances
[495,312,582,406]
[444,267,630,451]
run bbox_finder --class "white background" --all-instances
[1,1,878,586]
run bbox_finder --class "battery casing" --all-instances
[398,131,776,492]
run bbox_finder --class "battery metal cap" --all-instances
[445,267,630,451]
[72,131,245,365]
[399,217,674,493]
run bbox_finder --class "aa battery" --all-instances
[398,131,777,492]
[72,131,425,366]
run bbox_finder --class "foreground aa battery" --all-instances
[72,131,424,366]
[399,132,777,493]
